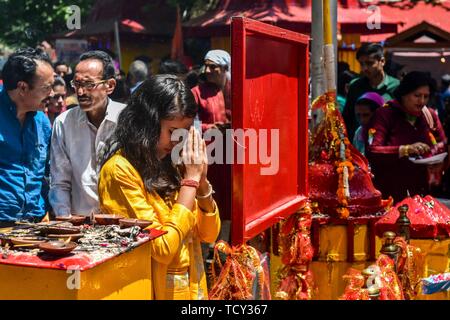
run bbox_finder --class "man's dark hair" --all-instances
[356,43,384,61]
[54,61,68,69]
[159,59,188,76]
[2,47,52,90]
[79,50,116,80]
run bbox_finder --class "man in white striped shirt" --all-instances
[49,51,126,217]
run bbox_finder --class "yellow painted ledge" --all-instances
[0,241,152,300]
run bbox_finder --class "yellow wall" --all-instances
[338,34,361,73]
[270,224,450,300]
[0,241,152,300]
[211,36,231,53]
[119,40,172,75]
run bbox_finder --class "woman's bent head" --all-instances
[394,71,435,116]
[105,74,197,197]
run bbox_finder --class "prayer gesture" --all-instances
[182,126,208,183]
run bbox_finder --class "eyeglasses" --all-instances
[70,80,108,91]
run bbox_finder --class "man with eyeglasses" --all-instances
[49,50,126,218]
[0,47,55,227]
[343,43,400,142]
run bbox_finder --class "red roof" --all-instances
[375,1,450,33]
[359,1,450,42]
[184,0,399,37]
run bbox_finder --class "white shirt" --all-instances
[49,99,126,216]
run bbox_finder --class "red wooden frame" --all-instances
[231,17,309,245]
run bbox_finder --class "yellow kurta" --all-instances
[98,153,221,300]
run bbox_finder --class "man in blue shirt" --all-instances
[0,48,55,227]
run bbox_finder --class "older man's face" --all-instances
[204,59,226,87]
[73,59,115,112]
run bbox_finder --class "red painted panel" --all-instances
[231,17,309,245]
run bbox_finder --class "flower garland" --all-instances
[335,129,354,219]
[275,203,314,300]
[368,128,376,145]
[311,93,356,219]
[394,237,424,299]
[208,241,271,300]
[428,132,437,147]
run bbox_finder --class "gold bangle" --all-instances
[400,145,409,158]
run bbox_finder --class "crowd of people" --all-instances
[339,42,450,203]
[1,39,449,298]
[0,46,231,299]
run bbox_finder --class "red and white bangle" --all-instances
[180,179,200,189]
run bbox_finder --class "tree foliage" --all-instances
[167,0,220,21]
[0,0,94,48]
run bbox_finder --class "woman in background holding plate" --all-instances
[367,71,448,203]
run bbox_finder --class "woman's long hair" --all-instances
[102,74,197,198]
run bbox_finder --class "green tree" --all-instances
[167,0,220,21]
[0,0,94,48]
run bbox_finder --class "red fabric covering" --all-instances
[309,94,387,218]
[421,196,450,238]
[375,196,441,239]
[309,162,385,217]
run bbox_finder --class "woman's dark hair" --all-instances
[355,99,380,113]
[53,76,66,88]
[338,70,358,96]
[110,78,130,104]
[394,71,436,102]
[102,74,198,198]
[79,50,116,80]
[159,59,188,75]
[2,47,52,90]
